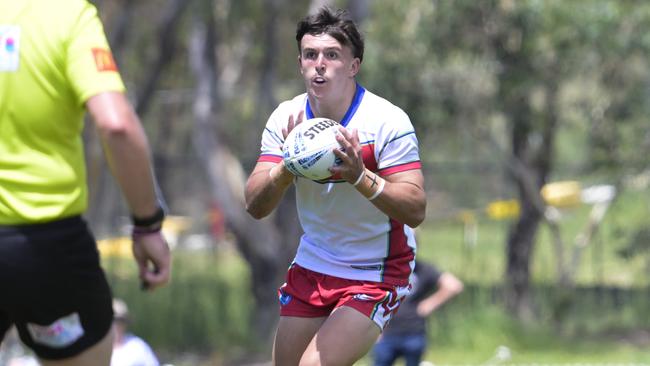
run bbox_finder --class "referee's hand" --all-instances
[131,230,171,291]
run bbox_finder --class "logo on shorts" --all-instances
[27,312,85,348]
[278,289,292,306]
[352,294,376,302]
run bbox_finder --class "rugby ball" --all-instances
[282,118,343,180]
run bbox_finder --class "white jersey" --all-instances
[111,334,159,366]
[258,85,421,286]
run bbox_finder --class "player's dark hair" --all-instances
[295,7,364,62]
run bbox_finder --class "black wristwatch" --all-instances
[132,206,166,231]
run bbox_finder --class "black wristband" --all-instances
[132,206,166,228]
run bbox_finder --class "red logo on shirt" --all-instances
[92,48,118,72]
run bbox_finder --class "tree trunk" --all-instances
[502,78,558,321]
[86,0,189,236]
[346,0,369,23]
[135,0,190,116]
[505,193,541,321]
[252,0,281,147]
[504,103,538,321]
[188,6,299,352]
[308,0,334,14]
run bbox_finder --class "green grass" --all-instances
[354,304,650,365]
[364,188,650,364]
[104,246,254,355]
[99,189,650,364]
[417,188,650,287]
[423,305,650,363]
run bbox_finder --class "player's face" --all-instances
[298,33,360,101]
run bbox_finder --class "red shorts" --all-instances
[278,264,411,330]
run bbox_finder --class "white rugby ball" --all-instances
[282,118,343,181]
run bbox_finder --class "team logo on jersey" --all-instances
[0,25,20,72]
[92,47,118,72]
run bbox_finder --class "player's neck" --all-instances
[308,81,357,123]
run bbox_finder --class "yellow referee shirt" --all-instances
[0,0,125,224]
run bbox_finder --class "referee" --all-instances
[0,1,171,365]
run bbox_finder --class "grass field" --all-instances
[382,187,650,365]
[100,188,649,365]
[416,188,649,287]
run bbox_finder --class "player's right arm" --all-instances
[245,110,303,219]
[245,161,294,219]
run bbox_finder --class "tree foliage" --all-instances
[360,0,650,319]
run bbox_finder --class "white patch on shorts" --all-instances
[372,284,411,330]
[27,312,85,348]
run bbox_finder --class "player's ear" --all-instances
[349,58,360,78]
[298,55,304,74]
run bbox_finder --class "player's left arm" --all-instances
[363,169,426,228]
[332,126,426,227]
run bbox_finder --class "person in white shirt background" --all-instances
[111,299,159,366]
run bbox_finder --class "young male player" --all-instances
[245,7,426,365]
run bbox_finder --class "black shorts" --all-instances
[0,216,113,360]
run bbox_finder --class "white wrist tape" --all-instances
[368,177,385,201]
[352,170,366,187]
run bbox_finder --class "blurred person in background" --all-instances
[0,326,39,366]
[0,0,171,365]
[111,299,159,366]
[372,260,463,366]
[245,6,426,366]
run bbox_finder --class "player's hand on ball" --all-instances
[274,111,305,181]
[282,110,304,139]
[331,126,365,183]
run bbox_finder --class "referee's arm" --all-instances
[86,91,160,218]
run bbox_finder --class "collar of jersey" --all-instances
[305,83,365,127]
